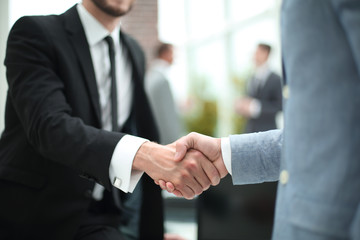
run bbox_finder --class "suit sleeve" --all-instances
[229,129,283,184]
[4,16,122,190]
[334,0,360,78]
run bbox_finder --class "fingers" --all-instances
[174,133,197,161]
[159,180,166,190]
[157,180,176,193]
[185,150,213,189]
[163,150,220,198]
[166,182,175,192]
[179,185,197,200]
[148,137,222,199]
[164,233,187,240]
[199,154,221,186]
[174,139,189,162]
[172,189,183,197]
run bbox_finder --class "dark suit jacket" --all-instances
[245,72,282,133]
[0,5,163,240]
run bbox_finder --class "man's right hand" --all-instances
[157,132,228,197]
[133,141,221,199]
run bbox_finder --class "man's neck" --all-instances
[82,1,121,32]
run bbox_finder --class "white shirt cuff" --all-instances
[249,99,262,118]
[221,137,232,175]
[109,135,148,193]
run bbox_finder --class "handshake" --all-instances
[133,133,228,199]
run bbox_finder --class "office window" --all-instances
[159,0,282,137]
[9,0,79,27]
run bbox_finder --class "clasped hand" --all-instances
[133,133,228,199]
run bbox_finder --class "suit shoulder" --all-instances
[121,32,146,72]
[10,15,62,40]
[12,14,60,30]
[122,33,142,49]
[122,32,145,57]
[268,72,282,82]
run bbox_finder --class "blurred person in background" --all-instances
[235,43,282,133]
[145,43,184,144]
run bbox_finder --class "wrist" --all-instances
[133,141,157,172]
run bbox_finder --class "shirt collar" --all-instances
[77,3,121,47]
[150,59,171,76]
[255,62,271,81]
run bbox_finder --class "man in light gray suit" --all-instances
[159,0,360,239]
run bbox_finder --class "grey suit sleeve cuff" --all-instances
[229,129,282,185]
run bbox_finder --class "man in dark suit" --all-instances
[0,0,220,239]
[235,43,282,133]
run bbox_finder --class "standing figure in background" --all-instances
[145,43,183,144]
[235,43,282,133]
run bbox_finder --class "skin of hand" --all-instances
[164,233,187,240]
[157,132,228,197]
[133,141,221,199]
[234,97,253,118]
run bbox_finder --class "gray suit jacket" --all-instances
[229,1,360,239]
[145,62,183,144]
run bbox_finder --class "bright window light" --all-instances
[9,0,80,27]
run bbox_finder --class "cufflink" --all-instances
[113,177,122,188]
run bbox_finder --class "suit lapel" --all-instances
[120,33,144,86]
[62,6,102,127]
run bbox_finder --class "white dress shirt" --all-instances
[247,63,272,118]
[77,4,146,197]
[221,137,232,175]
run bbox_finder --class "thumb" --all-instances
[174,140,188,161]
[174,133,196,161]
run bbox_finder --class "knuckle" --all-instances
[180,170,190,179]
[188,132,196,137]
[192,150,203,158]
[173,180,183,189]
[185,159,198,170]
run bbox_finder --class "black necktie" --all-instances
[104,36,122,210]
[104,36,118,132]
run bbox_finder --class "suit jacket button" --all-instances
[282,85,290,99]
[280,170,289,185]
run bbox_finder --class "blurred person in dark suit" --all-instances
[145,43,184,145]
[0,0,220,239]
[235,43,282,133]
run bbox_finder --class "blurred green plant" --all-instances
[183,75,218,137]
[182,70,252,137]
[184,99,218,137]
[229,73,250,134]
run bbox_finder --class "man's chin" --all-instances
[92,0,133,17]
